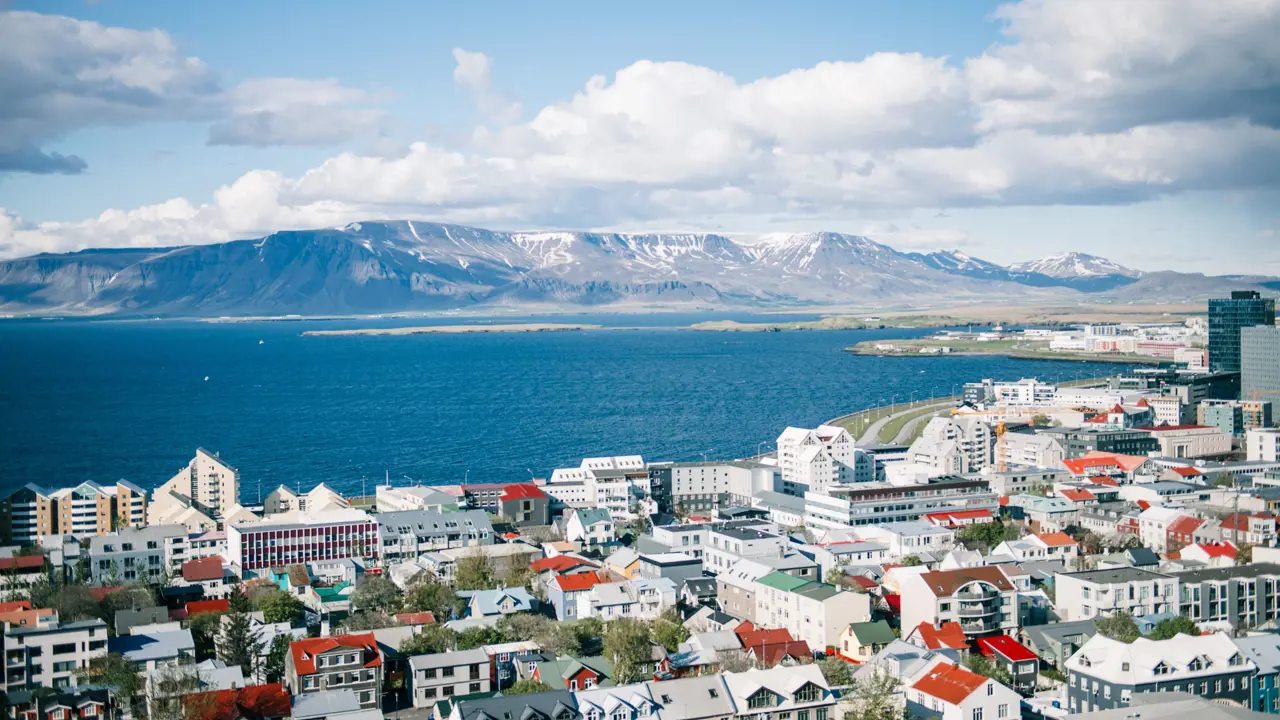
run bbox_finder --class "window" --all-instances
[472,683,482,693]
[613,708,629,720]
[443,686,455,697]
[1121,663,1129,672]
[586,677,597,689]
[795,684,821,703]
[425,688,438,699]
[987,684,994,696]
[998,705,1008,719]
[443,667,455,677]
[973,709,983,720]
[425,668,437,679]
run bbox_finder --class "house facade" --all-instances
[408,648,491,708]
[285,634,383,710]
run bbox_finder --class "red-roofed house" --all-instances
[286,634,382,709]
[550,571,604,621]
[530,554,599,575]
[187,683,292,720]
[181,556,229,598]
[186,598,230,617]
[1087,476,1119,488]
[1180,542,1239,567]
[925,509,994,529]
[976,636,1040,692]
[905,621,969,651]
[1219,513,1278,545]
[1061,452,1150,480]
[394,611,436,627]
[1165,466,1205,480]
[0,555,48,591]
[1166,515,1205,553]
[735,622,812,667]
[498,484,551,527]
[911,660,1020,720]
[1059,489,1096,504]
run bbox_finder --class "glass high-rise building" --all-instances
[1242,325,1280,405]
[1208,291,1276,373]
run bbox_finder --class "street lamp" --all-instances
[910,391,919,406]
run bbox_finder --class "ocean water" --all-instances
[0,316,1134,501]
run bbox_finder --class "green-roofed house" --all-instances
[837,620,897,663]
[754,571,872,655]
[522,655,616,691]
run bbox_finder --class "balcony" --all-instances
[960,617,1001,635]
[956,599,999,618]
[955,587,999,601]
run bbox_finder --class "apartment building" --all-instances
[1038,427,1160,459]
[87,524,189,584]
[1249,429,1280,462]
[377,509,493,562]
[0,480,148,544]
[995,432,1067,470]
[374,484,460,512]
[716,559,772,623]
[703,527,786,574]
[152,448,240,519]
[1065,633,1254,714]
[898,567,1019,640]
[776,425,859,494]
[1054,568,1179,621]
[1174,563,1280,630]
[227,508,379,572]
[263,483,349,515]
[753,572,870,653]
[854,521,955,560]
[719,666,835,720]
[1,618,108,693]
[804,477,999,531]
[286,634,383,710]
[993,378,1057,406]
[1134,425,1233,459]
[547,456,646,519]
[647,460,781,513]
[590,578,678,621]
[908,660,1022,720]
[408,648,490,708]
[909,416,995,473]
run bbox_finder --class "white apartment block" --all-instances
[548,456,647,520]
[1052,388,1144,411]
[1136,506,1190,553]
[754,572,871,653]
[1247,428,1280,462]
[650,523,709,558]
[703,527,787,573]
[776,425,857,494]
[803,478,999,531]
[992,378,1057,407]
[87,524,190,583]
[854,522,955,560]
[911,417,995,472]
[1054,567,1178,621]
[994,433,1066,470]
[1,619,109,692]
[1145,395,1191,426]
[152,448,240,519]
[898,567,1019,639]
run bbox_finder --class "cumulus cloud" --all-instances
[0,10,386,174]
[6,0,1280,258]
[452,48,521,124]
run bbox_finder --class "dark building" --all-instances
[1209,291,1275,373]
[1242,325,1280,404]
[1173,563,1280,630]
[496,484,551,527]
[1037,427,1159,458]
[1108,369,1241,404]
[963,380,993,406]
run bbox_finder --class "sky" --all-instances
[1,0,1278,273]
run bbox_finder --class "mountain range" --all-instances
[1,221,1276,316]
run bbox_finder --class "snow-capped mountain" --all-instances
[0,222,1272,316]
[1008,252,1140,279]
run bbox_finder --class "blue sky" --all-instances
[2,0,1278,272]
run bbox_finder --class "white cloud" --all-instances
[6,0,1280,258]
[208,78,386,147]
[452,48,521,124]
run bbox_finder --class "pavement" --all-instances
[852,401,953,445]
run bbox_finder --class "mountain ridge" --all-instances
[1,221,1274,316]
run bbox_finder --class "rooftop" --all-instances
[1062,567,1172,584]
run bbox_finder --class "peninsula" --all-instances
[302,323,602,336]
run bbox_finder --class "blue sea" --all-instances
[0,314,1135,502]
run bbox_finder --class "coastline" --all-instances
[845,339,1165,365]
[301,323,604,336]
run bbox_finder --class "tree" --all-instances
[455,550,497,591]
[1081,531,1104,555]
[718,649,755,673]
[1030,414,1051,427]
[603,618,652,684]
[506,678,554,695]
[457,625,506,650]
[29,579,98,623]
[1237,543,1255,565]
[962,653,1013,687]
[189,610,225,660]
[250,586,306,626]
[79,653,144,716]
[957,521,1018,550]
[98,584,154,626]
[400,624,457,655]
[818,656,852,687]
[352,575,403,613]
[1147,616,1201,641]
[505,562,534,592]
[900,555,923,567]
[1213,473,1236,488]
[825,568,848,585]
[404,577,462,620]
[1095,612,1141,643]
[844,666,901,720]
[228,586,251,614]
[653,608,690,652]
[341,610,398,632]
[264,635,292,684]
[218,609,265,680]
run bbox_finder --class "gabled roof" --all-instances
[1035,532,1077,548]
[531,555,599,573]
[187,599,229,615]
[911,622,968,651]
[917,566,1014,596]
[911,662,988,705]
[1170,466,1204,477]
[976,635,1038,663]
[290,633,381,675]
[500,484,548,501]
[1167,516,1205,536]
[555,573,602,592]
[845,621,896,646]
[395,611,436,625]
[1189,542,1237,559]
[1059,489,1095,502]
[183,556,224,582]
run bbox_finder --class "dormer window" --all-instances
[1153,662,1170,676]
[1189,658,1204,672]
[1230,653,1245,667]
[588,709,600,720]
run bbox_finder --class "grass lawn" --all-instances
[877,404,949,444]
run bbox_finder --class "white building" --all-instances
[991,532,1079,563]
[992,378,1057,407]
[908,659,1021,720]
[0,619,108,693]
[1247,428,1280,462]
[776,425,858,494]
[374,484,459,512]
[1052,388,1145,411]
[994,433,1067,470]
[590,578,678,621]
[898,567,1020,639]
[227,508,378,572]
[854,521,955,561]
[1053,567,1178,622]
[703,527,787,574]
[150,448,240,521]
[548,456,647,520]
[754,571,871,653]
[263,483,349,515]
[1137,425,1232,459]
[909,416,994,473]
[720,666,834,720]
[1136,506,1191,553]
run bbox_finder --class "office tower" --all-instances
[1208,291,1275,373]
[1242,325,1280,405]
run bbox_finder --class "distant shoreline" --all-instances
[301,323,604,336]
[845,339,1165,365]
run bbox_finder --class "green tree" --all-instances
[457,625,505,650]
[571,617,605,645]
[506,678,554,695]
[1096,612,1142,643]
[1213,473,1236,488]
[98,584,153,626]
[957,521,1019,550]
[189,611,225,660]
[603,618,652,684]
[400,624,457,655]
[1237,543,1255,565]
[844,666,902,720]
[455,550,497,591]
[264,635,292,684]
[825,568,848,585]
[900,555,923,567]
[1080,532,1104,555]
[250,586,306,626]
[505,561,535,592]
[228,587,251,614]
[653,608,690,653]
[218,609,265,679]
[341,610,398,632]
[962,653,1013,687]
[403,577,462,619]
[29,579,99,623]
[352,575,403,613]
[1147,616,1201,641]
[1030,414,1050,427]
[78,653,144,716]
[818,656,852,687]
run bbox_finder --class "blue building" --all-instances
[1234,634,1280,714]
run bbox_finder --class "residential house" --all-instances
[1054,567,1178,621]
[681,577,717,607]
[22,689,114,720]
[990,532,1079,564]
[522,655,614,691]
[904,622,970,653]
[1178,542,1238,567]
[377,509,493,562]
[179,556,230,599]
[375,484,461,513]
[854,522,955,561]
[87,524,188,584]
[1,619,108,693]
[1065,632,1254,714]
[1166,516,1207,554]
[1002,495,1077,533]
[703,528,786,574]
[1232,634,1280,715]
[497,484,552,527]
[468,587,536,618]
[645,675,735,720]
[408,648,490,708]
[720,666,835,720]
[1019,619,1097,671]
[605,548,642,579]
[753,572,871,654]
[908,660,1021,720]
[450,690,579,720]
[1218,513,1278,546]
[285,634,383,710]
[637,553,703,585]
[716,560,770,623]
[648,524,708,559]
[550,573,605,621]
[591,579,678,621]
[837,620,896,664]
[574,684,657,720]
[113,606,170,636]
[898,567,1019,640]
[974,635,1039,694]
[1135,507,1192,553]
[566,509,616,550]
[735,623,812,667]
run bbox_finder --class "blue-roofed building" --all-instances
[108,627,195,671]
[467,587,537,617]
[566,508,616,549]
[1235,634,1280,714]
